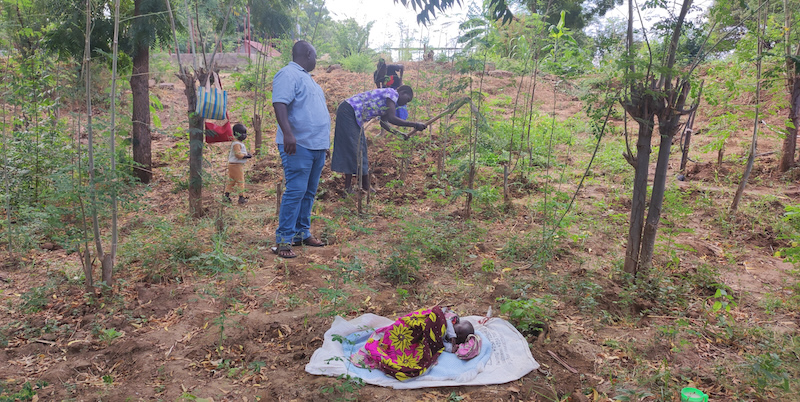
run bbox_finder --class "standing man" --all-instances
[272,41,330,258]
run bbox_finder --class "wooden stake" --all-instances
[547,350,579,374]
[503,164,509,205]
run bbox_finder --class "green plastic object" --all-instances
[681,387,708,402]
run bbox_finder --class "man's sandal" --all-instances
[271,244,297,258]
[293,236,325,247]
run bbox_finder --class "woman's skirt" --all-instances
[331,101,369,175]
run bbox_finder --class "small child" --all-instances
[442,308,482,360]
[224,123,252,205]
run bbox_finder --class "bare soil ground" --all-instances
[1,61,799,401]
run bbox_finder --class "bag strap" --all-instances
[213,71,224,90]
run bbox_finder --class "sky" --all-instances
[324,0,471,52]
[324,0,714,58]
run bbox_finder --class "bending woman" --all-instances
[331,85,426,193]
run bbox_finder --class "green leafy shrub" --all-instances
[380,250,421,285]
[0,380,47,401]
[777,204,800,264]
[187,237,245,276]
[339,52,373,73]
[498,297,554,336]
[747,353,791,394]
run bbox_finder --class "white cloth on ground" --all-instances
[305,313,539,389]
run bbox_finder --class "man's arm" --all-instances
[273,102,296,155]
[381,99,426,131]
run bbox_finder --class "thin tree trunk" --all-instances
[183,0,198,69]
[680,109,696,171]
[778,0,797,172]
[253,114,262,154]
[637,0,694,270]
[1,56,12,255]
[77,116,94,291]
[184,70,204,218]
[466,164,475,218]
[732,6,764,213]
[639,128,674,269]
[780,78,800,172]
[623,113,654,275]
[85,0,108,286]
[130,14,152,184]
[104,0,121,283]
[208,0,235,69]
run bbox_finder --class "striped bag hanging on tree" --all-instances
[195,71,227,120]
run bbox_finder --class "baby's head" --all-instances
[233,123,247,141]
[453,320,474,344]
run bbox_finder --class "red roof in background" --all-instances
[238,40,281,57]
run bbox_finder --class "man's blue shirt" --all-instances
[272,62,331,150]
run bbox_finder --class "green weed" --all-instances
[0,380,47,401]
[321,334,365,401]
[187,236,246,275]
[315,259,361,317]
[20,283,55,313]
[707,284,737,315]
[746,353,791,395]
[119,218,203,282]
[380,250,421,285]
[397,214,484,263]
[498,296,554,336]
[97,328,123,345]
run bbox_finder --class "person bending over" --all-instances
[331,85,426,194]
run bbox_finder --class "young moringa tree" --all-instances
[42,0,172,185]
[731,3,764,213]
[621,0,701,276]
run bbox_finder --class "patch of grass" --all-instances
[119,218,203,282]
[397,214,484,264]
[187,236,246,276]
[685,263,720,294]
[314,260,361,317]
[20,282,55,313]
[500,231,549,263]
[616,268,692,317]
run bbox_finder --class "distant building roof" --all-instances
[236,40,281,57]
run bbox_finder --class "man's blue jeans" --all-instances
[276,144,326,245]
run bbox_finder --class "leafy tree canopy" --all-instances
[394,0,622,30]
[39,0,173,62]
[248,0,296,39]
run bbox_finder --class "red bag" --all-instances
[204,113,234,143]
